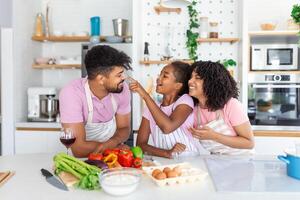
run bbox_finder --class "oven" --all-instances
[248,74,300,128]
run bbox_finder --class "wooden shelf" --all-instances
[197,38,239,44]
[32,64,81,69]
[254,130,300,137]
[249,30,299,37]
[154,4,181,14]
[140,60,193,65]
[32,35,131,42]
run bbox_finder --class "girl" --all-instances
[129,61,202,158]
[188,61,254,155]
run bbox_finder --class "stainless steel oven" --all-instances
[248,74,300,129]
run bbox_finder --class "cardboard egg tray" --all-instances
[143,162,207,186]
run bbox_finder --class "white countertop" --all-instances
[0,154,300,200]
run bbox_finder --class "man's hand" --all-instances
[189,126,217,141]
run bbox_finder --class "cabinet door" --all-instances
[15,131,65,154]
[254,136,300,155]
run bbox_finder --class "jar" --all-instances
[35,13,44,37]
[209,22,219,38]
[199,17,209,38]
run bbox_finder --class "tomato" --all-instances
[88,153,103,161]
[132,157,143,168]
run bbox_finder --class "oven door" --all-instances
[248,83,300,126]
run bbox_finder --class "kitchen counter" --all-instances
[0,154,299,200]
[15,122,61,131]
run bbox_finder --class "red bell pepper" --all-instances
[88,153,103,161]
[103,148,120,157]
[118,149,134,167]
[132,157,143,168]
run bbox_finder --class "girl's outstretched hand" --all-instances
[189,126,217,141]
[129,78,148,98]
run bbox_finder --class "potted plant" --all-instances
[186,0,199,61]
[291,4,300,45]
[218,59,237,76]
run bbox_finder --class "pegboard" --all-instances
[139,0,240,101]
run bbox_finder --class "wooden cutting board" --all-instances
[57,171,79,187]
[0,171,15,187]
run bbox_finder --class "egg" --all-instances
[155,172,167,180]
[173,166,182,176]
[152,169,162,177]
[163,167,172,174]
[166,170,178,178]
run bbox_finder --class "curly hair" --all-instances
[191,61,239,111]
[170,61,193,96]
[85,45,132,79]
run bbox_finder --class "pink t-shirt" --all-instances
[59,78,131,123]
[143,94,194,136]
[193,98,249,136]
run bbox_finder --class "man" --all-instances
[59,45,132,157]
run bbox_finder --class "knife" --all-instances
[41,168,68,191]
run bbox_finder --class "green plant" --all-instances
[186,0,199,61]
[218,59,237,69]
[291,4,300,24]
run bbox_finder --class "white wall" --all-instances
[0,0,12,27]
[247,0,299,31]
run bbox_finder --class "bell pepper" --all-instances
[131,146,144,158]
[118,149,134,167]
[88,153,103,161]
[103,153,118,168]
[132,157,143,168]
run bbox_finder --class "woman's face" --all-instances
[156,65,179,95]
[188,71,204,99]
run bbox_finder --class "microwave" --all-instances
[251,44,299,71]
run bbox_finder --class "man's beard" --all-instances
[107,81,124,93]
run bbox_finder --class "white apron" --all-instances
[151,103,201,157]
[84,81,117,142]
[197,106,253,155]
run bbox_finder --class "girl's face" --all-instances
[156,65,180,95]
[188,71,204,99]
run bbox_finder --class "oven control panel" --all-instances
[265,75,290,82]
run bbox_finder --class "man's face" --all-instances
[104,66,126,93]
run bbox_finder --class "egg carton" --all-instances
[143,162,207,187]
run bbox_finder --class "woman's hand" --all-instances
[189,126,218,141]
[129,79,148,98]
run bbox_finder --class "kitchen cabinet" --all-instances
[15,130,65,154]
[254,136,300,155]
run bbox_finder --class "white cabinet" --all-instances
[254,136,300,155]
[15,130,65,154]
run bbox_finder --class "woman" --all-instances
[130,61,202,158]
[188,61,254,155]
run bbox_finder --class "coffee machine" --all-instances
[28,87,59,122]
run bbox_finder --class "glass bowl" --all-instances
[99,168,142,196]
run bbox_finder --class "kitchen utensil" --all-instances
[0,171,15,187]
[41,168,68,191]
[278,149,300,180]
[99,168,142,196]
[113,18,128,37]
[57,171,79,187]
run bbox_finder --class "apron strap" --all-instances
[84,81,94,124]
[110,94,117,113]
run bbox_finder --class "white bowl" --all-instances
[99,168,142,196]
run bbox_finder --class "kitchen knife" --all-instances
[41,168,68,191]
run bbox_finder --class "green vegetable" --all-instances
[131,146,144,158]
[53,153,101,190]
[186,0,199,61]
